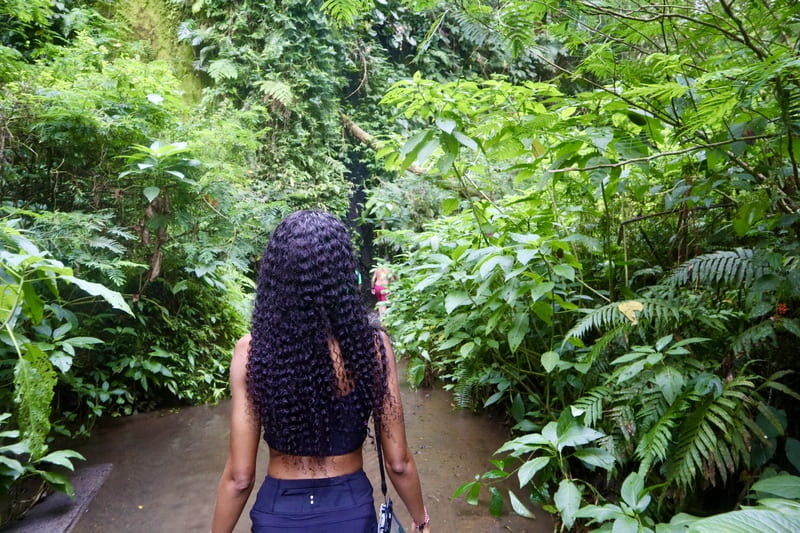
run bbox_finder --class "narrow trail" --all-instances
[72,371,552,532]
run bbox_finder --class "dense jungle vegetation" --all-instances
[2,0,800,530]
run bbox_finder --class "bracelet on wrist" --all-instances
[412,506,430,531]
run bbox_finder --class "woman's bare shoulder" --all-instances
[235,334,252,354]
[231,334,252,374]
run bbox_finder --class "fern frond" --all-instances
[666,248,760,288]
[732,320,777,357]
[610,402,637,444]
[573,386,610,427]
[451,5,496,48]
[665,376,755,489]
[207,58,238,82]
[453,378,478,410]
[572,323,625,373]
[635,391,691,475]
[87,236,124,254]
[321,0,369,26]
[255,79,294,109]
[637,384,668,429]
[563,301,627,343]
[497,3,541,59]
[639,297,683,328]
[563,297,680,345]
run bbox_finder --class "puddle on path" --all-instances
[73,377,552,533]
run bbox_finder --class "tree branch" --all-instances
[548,135,773,173]
[340,113,425,175]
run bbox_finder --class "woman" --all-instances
[371,265,394,316]
[212,210,430,533]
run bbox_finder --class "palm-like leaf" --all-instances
[665,376,756,489]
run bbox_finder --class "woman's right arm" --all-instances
[377,331,431,533]
[212,335,261,533]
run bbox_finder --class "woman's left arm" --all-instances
[212,335,261,533]
[377,332,430,532]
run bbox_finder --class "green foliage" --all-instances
[0,217,132,512]
[366,0,800,529]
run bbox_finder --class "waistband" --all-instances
[262,469,369,489]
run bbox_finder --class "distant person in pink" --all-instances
[371,265,394,315]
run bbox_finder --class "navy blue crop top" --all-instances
[264,392,368,456]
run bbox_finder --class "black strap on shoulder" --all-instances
[375,417,388,499]
[374,330,389,500]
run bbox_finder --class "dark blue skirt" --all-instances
[250,469,378,532]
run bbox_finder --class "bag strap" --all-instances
[374,330,388,501]
[374,416,388,500]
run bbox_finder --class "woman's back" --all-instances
[212,211,429,533]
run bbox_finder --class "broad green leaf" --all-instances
[541,421,559,447]
[444,292,472,314]
[617,360,646,384]
[516,248,537,265]
[39,470,74,498]
[688,509,800,533]
[613,516,641,533]
[49,351,73,374]
[489,487,503,517]
[508,312,529,353]
[655,335,673,352]
[784,318,800,338]
[478,255,514,279]
[38,449,85,470]
[573,447,616,470]
[653,366,685,405]
[553,264,575,280]
[143,186,160,203]
[508,490,535,518]
[399,130,432,170]
[435,116,457,134]
[557,424,605,451]
[786,438,800,473]
[511,393,525,422]
[453,130,478,151]
[541,351,559,373]
[518,456,550,487]
[62,276,133,316]
[453,480,477,500]
[0,456,25,478]
[63,337,104,348]
[466,480,481,505]
[415,135,440,166]
[413,273,442,292]
[530,281,554,302]
[495,432,549,454]
[751,474,800,499]
[621,472,650,512]
[441,197,459,215]
[21,282,44,325]
[554,479,581,528]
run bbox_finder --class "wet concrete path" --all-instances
[72,374,552,533]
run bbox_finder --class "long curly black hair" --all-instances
[246,210,389,456]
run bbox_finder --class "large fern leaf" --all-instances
[573,386,610,427]
[665,376,754,489]
[563,298,680,344]
[732,320,777,357]
[207,58,238,82]
[635,391,691,475]
[255,79,294,109]
[321,0,369,26]
[666,248,759,287]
